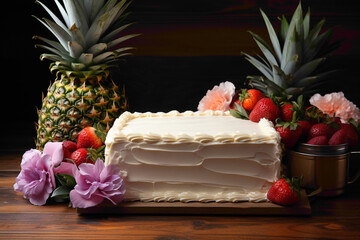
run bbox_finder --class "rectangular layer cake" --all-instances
[105,110,281,202]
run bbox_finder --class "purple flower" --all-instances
[13,142,63,206]
[70,160,126,208]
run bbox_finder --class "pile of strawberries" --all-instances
[230,89,359,149]
[62,127,105,166]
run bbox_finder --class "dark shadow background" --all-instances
[2,0,360,152]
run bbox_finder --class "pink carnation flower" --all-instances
[70,160,126,208]
[198,81,235,112]
[14,142,63,206]
[310,92,360,124]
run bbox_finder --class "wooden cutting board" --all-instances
[77,190,311,216]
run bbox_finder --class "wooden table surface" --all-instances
[1,154,360,240]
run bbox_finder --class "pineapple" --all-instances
[243,3,341,101]
[34,0,139,149]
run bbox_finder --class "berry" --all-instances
[267,177,302,206]
[307,136,328,145]
[280,104,294,122]
[275,124,303,148]
[70,148,91,166]
[340,123,359,147]
[297,120,312,137]
[247,89,264,102]
[242,97,257,111]
[63,141,77,153]
[308,123,333,140]
[329,129,348,145]
[63,147,71,160]
[242,89,264,111]
[77,127,103,150]
[249,98,280,123]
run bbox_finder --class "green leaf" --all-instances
[51,186,71,199]
[248,31,278,66]
[229,108,242,119]
[235,102,249,119]
[303,7,311,39]
[292,58,325,81]
[260,9,282,62]
[55,174,76,188]
[279,15,289,43]
[36,1,70,35]
[242,53,273,80]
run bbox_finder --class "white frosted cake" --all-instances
[105,110,281,202]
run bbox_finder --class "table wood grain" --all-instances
[1,154,360,240]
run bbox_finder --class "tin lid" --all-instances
[296,143,349,155]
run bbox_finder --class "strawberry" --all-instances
[275,123,302,148]
[308,123,333,140]
[70,148,91,166]
[267,176,302,206]
[242,97,257,112]
[340,123,359,147]
[77,127,103,149]
[280,104,294,122]
[63,147,71,160]
[329,129,348,145]
[307,136,328,145]
[242,89,264,111]
[297,120,312,137]
[63,141,77,153]
[249,98,280,123]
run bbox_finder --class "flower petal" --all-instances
[43,142,64,166]
[70,190,104,208]
[54,162,75,176]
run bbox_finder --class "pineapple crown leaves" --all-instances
[33,0,140,78]
[244,2,341,101]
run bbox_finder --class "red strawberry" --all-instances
[242,89,264,111]
[280,104,294,122]
[329,129,348,145]
[297,120,312,137]
[63,141,77,153]
[340,123,359,147]
[70,148,91,166]
[247,89,264,102]
[307,136,328,145]
[275,124,303,148]
[308,123,333,140]
[267,177,302,205]
[249,98,280,123]
[63,147,71,160]
[77,127,103,149]
[242,97,257,112]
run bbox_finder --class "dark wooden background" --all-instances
[2,0,360,152]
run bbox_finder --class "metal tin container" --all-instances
[287,143,360,197]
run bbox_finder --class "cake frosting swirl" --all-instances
[105,110,281,203]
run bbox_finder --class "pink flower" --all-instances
[198,81,235,112]
[13,142,63,206]
[310,92,360,124]
[70,160,125,208]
